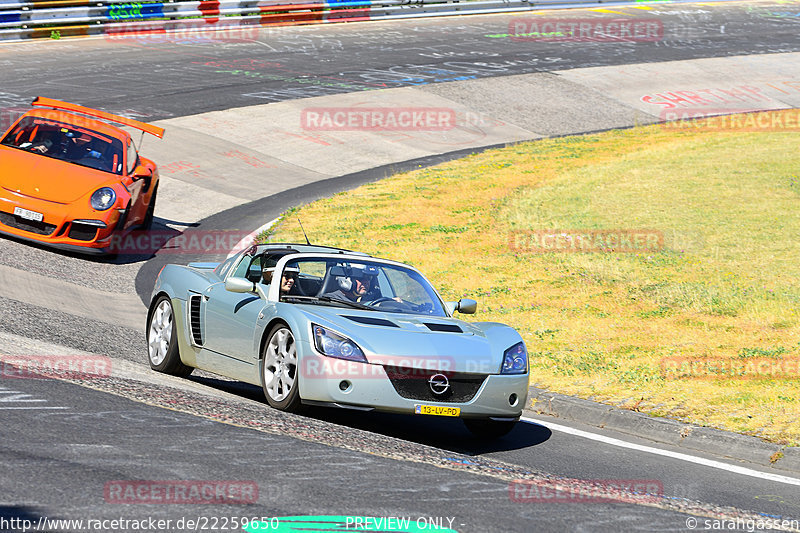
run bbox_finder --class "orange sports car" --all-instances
[0,97,164,255]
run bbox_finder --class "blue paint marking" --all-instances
[105,3,164,21]
[326,0,372,7]
[444,457,481,465]
[0,12,22,24]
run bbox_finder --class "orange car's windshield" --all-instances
[1,117,125,175]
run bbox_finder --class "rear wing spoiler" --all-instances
[31,97,165,139]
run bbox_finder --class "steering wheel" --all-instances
[416,302,434,314]
[366,297,397,306]
[292,276,310,296]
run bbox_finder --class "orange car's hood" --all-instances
[0,146,115,203]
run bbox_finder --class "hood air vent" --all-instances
[424,323,463,333]
[342,315,399,328]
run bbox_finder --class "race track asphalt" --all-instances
[1,3,800,531]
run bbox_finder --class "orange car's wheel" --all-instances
[115,202,130,232]
[141,186,157,230]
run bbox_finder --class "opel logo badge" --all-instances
[428,373,450,395]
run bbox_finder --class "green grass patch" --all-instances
[264,112,800,445]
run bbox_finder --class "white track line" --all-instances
[0,406,69,410]
[227,216,280,259]
[522,416,800,487]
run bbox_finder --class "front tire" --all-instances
[261,324,302,412]
[147,296,192,377]
[141,186,157,230]
[464,418,516,439]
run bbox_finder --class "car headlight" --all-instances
[90,187,116,211]
[501,342,528,374]
[312,324,367,362]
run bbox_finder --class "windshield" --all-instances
[280,258,447,317]
[1,116,124,175]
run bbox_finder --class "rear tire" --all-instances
[464,418,516,439]
[147,296,193,377]
[261,324,303,413]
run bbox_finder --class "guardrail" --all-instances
[0,0,718,41]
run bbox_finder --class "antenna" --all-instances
[297,217,311,245]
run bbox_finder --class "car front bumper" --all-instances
[0,193,124,253]
[298,345,529,418]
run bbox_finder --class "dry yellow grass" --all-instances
[264,112,800,446]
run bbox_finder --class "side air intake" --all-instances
[188,294,203,346]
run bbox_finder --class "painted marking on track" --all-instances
[591,8,633,15]
[522,417,800,487]
[0,406,69,410]
[0,385,69,410]
[0,393,46,402]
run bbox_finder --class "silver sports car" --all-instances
[147,243,529,438]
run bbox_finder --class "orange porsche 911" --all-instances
[0,97,164,255]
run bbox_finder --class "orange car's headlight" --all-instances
[90,187,116,211]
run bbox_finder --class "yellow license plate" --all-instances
[414,404,460,417]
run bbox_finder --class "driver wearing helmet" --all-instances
[325,263,378,302]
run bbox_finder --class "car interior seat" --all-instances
[317,265,347,297]
[77,138,110,169]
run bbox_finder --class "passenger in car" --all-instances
[261,259,300,295]
[78,138,113,171]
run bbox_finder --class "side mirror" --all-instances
[225,277,267,300]
[445,299,477,315]
[225,277,255,293]
[456,298,477,314]
[132,165,152,180]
